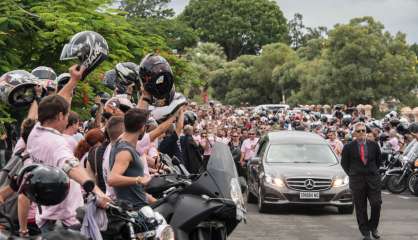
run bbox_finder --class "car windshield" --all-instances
[266,144,338,164]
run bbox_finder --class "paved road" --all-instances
[230,191,418,240]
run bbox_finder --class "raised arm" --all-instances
[175,107,185,137]
[93,96,104,129]
[149,115,176,142]
[58,65,85,105]
[137,87,152,110]
[26,85,43,120]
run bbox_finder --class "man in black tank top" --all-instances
[108,108,151,209]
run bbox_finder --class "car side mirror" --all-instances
[250,157,261,165]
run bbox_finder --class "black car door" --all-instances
[251,138,269,194]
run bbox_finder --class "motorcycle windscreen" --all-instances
[206,142,241,200]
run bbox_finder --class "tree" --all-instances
[288,13,305,49]
[184,42,226,98]
[180,0,288,60]
[209,43,296,105]
[134,18,199,52]
[288,13,328,50]
[118,0,174,19]
[209,16,418,107]
[0,0,194,122]
[286,17,418,106]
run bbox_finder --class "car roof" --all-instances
[266,131,328,145]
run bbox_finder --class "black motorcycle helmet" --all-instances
[312,112,321,121]
[98,92,111,104]
[320,115,328,123]
[115,62,140,89]
[184,111,198,126]
[31,66,57,81]
[334,110,343,120]
[389,118,400,127]
[408,122,418,134]
[17,164,70,206]
[396,122,410,135]
[60,31,109,79]
[103,69,117,91]
[379,132,390,142]
[0,70,39,107]
[328,117,337,125]
[56,73,71,92]
[342,115,352,127]
[138,53,174,105]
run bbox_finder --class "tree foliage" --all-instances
[0,0,195,124]
[184,42,226,98]
[118,0,174,19]
[210,43,296,105]
[180,0,288,60]
[209,16,418,107]
[134,18,199,52]
[288,13,328,50]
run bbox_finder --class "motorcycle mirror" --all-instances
[171,156,181,166]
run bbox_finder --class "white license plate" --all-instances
[299,192,320,199]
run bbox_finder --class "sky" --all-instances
[168,0,418,43]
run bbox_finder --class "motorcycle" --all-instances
[102,201,174,240]
[379,150,402,184]
[147,143,246,240]
[384,152,418,194]
[409,169,418,195]
[78,184,174,240]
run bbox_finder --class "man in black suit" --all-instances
[341,122,382,240]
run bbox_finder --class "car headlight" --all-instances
[265,174,284,187]
[230,178,244,206]
[156,224,175,240]
[333,176,349,187]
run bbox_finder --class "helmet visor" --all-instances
[60,43,82,61]
[32,69,57,81]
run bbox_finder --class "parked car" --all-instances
[246,131,353,214]
[253,104,290,114]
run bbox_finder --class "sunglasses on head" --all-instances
[356,129,366,133]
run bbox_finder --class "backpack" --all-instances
[85,141,109,193]
[0,148,30,225]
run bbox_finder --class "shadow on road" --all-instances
[246,203,343,216]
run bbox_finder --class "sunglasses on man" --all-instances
[356,129,366,133]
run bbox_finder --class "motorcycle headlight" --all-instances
[156,225,175,240]
[333,176,349,187]
[230,178,244,206]
[265,174,284,187]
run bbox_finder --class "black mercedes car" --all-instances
[246,131,353,213]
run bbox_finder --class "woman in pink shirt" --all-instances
[199,130,214,162]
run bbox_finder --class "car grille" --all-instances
[286,177,332,191]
